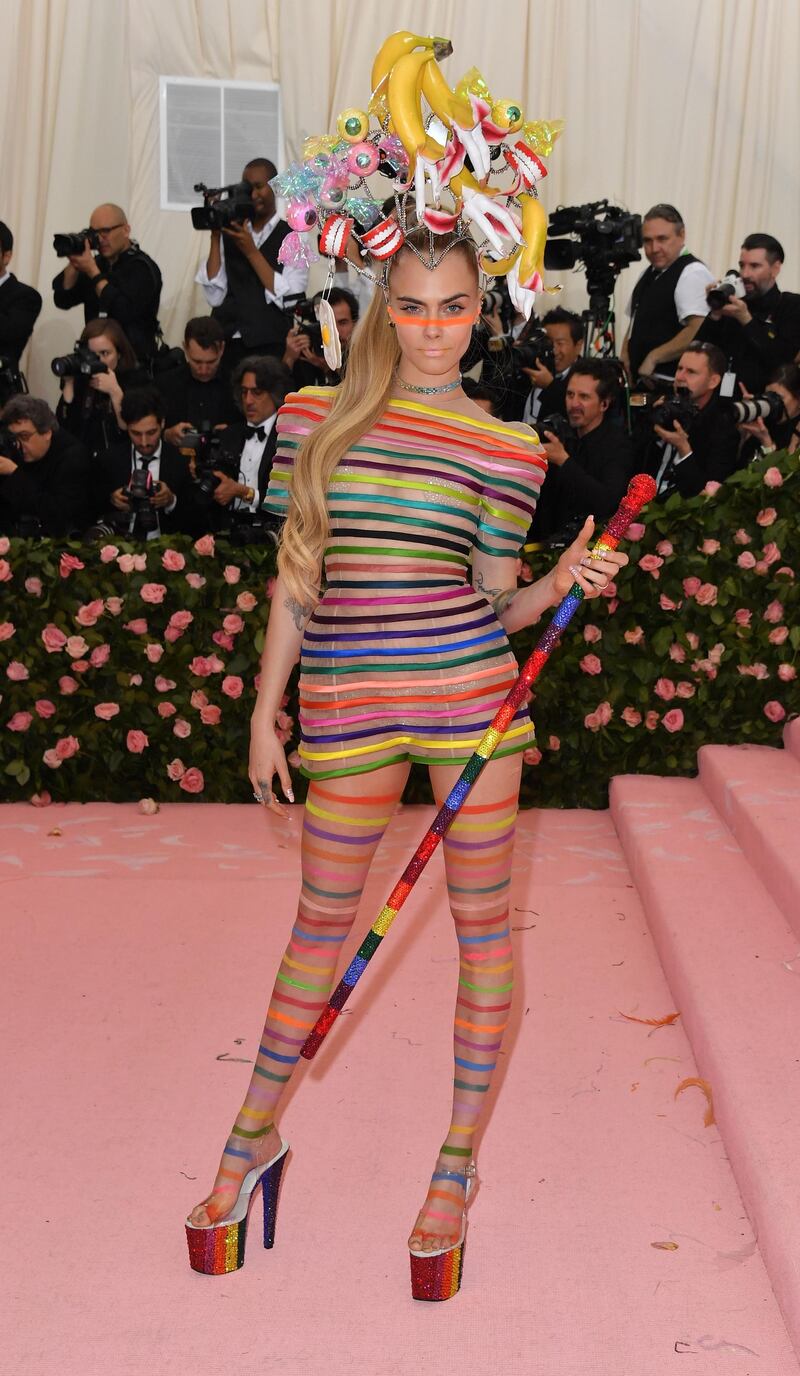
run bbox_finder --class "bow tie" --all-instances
[245,424,266,442]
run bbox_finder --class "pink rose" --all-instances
[548,735,560,750]
[190,689,209,709]
[656,540,673,557]
[624,626,644,645]
[762,542,781,566]
[695,582,718,607]
[764,600,784,624]
[776,566,795,579]
[682,576,702,597]
[59,552,84,578]
[778,664,797,682]
[733,528,752,545]
[236,591,257,612]
[737,663,769,679]
[95,702,120,720]
[638,554,663,578]
[595,701,613,726]
[185,573,206,590]
[145,643,164,663]
[764,701,786,723]
[703,481,721,496]
[223,613,244,635]
[161,549,185,572]
[275,710,293,733]
[123,619,148,636]
[662,709,685,733]
[769,626,789,645]
[155,675,177,692]
[763,466,783,489]
[737,551,757,570]
[29,792,52,807]
[179,767,205,794]
[223,565,241,585]
[734,608,752,626]
[602,581,617,600]
[126,730,149,754]
[645,711,660,731]
[42,623,68,653]
[168,609,193,631]
[584,711,601,732]
[140,582,167,604]
[43,749,62,769]
[754,560,769,576]
[621,706,642,727]
[35,699,56,718]
[659,593,681,612]
[76,598,104,627]
[129,673,143,686]
[166,758,186,781]
[194,534,215,556]
[138,798,160,815]
[189,655,213,677]
[117,554,136,574]
[89,643,111,668]
[8,711,33,732]
[627,522,646,541]
[72,660,89,674]
[157,702,177,718]
[668,642,686,662]
[287,749,301,769]
[163,627,181,643]
[100,544,119,563]
[686,632,699,650]
[173,718,192,738]
[654,677,676,701]
[200,704,222,726]
[212,632,235,652]
[675,681,695,699]
[756,507,777,527]
[708,643,725,666]
[0,536,8,554]
[522,747,542,765]
[583,624,602,644]
[700,539,720,555]
[64,635,88,659]
[0,559,12,582]
[579,654,602,676]
[6,660,29,681]
[55,735,80,760]
[0,621,14,640]
[104,596,124,616]
[59,675,79,695]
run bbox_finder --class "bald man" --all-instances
[53,202,163,361]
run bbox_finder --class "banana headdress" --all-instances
[271,31,563,361]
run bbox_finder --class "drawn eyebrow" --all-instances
[395,293,471,306]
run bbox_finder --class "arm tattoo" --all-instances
[473,570,518,619]
[284,594,311,631]
[473,570,502,599]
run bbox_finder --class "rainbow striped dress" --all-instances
[264,388,547,780]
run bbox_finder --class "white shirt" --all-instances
[523,367,570,425]
[626,255,715,324]
[233,412,277,512]
[128,441,177,538]
[195,213,309,329]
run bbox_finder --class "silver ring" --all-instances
[253,791,264,803]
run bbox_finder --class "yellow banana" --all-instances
[517,193,550,285]
[421,59,474,129]
[479,244,522,276]
[387,49,445,163]
[370,31,451,102]
[448,166,493,199]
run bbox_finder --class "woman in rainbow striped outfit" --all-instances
[186,227,627,1298]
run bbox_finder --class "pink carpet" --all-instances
[4,761,799,1374]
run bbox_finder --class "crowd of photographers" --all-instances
[1,169,799,548]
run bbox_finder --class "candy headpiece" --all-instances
[271,30,564,342]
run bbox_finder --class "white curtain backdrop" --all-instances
[2,0,798,397]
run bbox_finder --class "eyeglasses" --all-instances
[93,223,125,236]
[10,430,37,443]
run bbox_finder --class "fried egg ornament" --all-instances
[316,297,342,371]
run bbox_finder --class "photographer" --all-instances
[55,320,149,457]
[532,359,635,539]
[479,291,547,421]
[195,355,291,534]
[158,317,239,446]
[737,363,800,462]
[0,221,42,372]
[621,204,714,382]
[196,157,308,364]
[640,342,741,498]
[52,204,163,363]
[93,387,195,538]
[697,234,800,393]
[0,396,90,537]
[282,288,359,387]
[521,307,585,424]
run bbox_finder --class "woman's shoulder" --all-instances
[276,385,338,434]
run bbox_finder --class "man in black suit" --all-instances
[195,157,308,365]
[93,386,196,538]
[200,354,291,534]
[159,316,239,446]
[0,222,42,390]
[0,395,90,537]
[697,234,800,393]
[638,342,742,498]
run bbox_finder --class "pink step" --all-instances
[786,717,800,762]
[611,773,800,1355]
[698,743,800,937]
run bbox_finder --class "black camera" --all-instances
[227,509,284,547]
[51,343,109,380]
[513,328,556,375]
[181,421,232,505]
[0,356,24,408]
[479,279,515,337]
[544,200,642,305]
[293,299,324,356]
[729,392,786,426]
[0,425,23,463]
[651,390,699,432]
[126,464,159,535]
[538,412,573,446]
[191,181,254,232]
[53,229,100,258]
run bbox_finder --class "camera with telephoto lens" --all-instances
[180,421,230,505]
[707,270,746,312]
[126,464,159,535]
[538,412,573,446]
[480,279,515,338]
[53,228,100,258]
[544,200,642,304]
[51,342,109,379]
[513,328,556,375]
[0,425,23,464]
[729,391,786,426]
[651,390,700,432]
[293,298,324,356]
[190,181,254,231]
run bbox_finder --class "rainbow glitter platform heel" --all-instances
[185,1138,289,1275]
[409,1161,477,1301]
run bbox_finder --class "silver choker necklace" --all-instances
[395,374,463,396]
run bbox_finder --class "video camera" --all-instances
[53,229,100,258]
[191,181,254,232]
[544,200,642,305]
[51,343,108,380]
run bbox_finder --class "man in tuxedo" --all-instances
[202,354,291,533]
[93,386,196,538]
[0,222,42,391]
[0,395,90,536]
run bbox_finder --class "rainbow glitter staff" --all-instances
[301,474,657,1060]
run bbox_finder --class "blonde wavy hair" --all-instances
[278,230,479,609]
